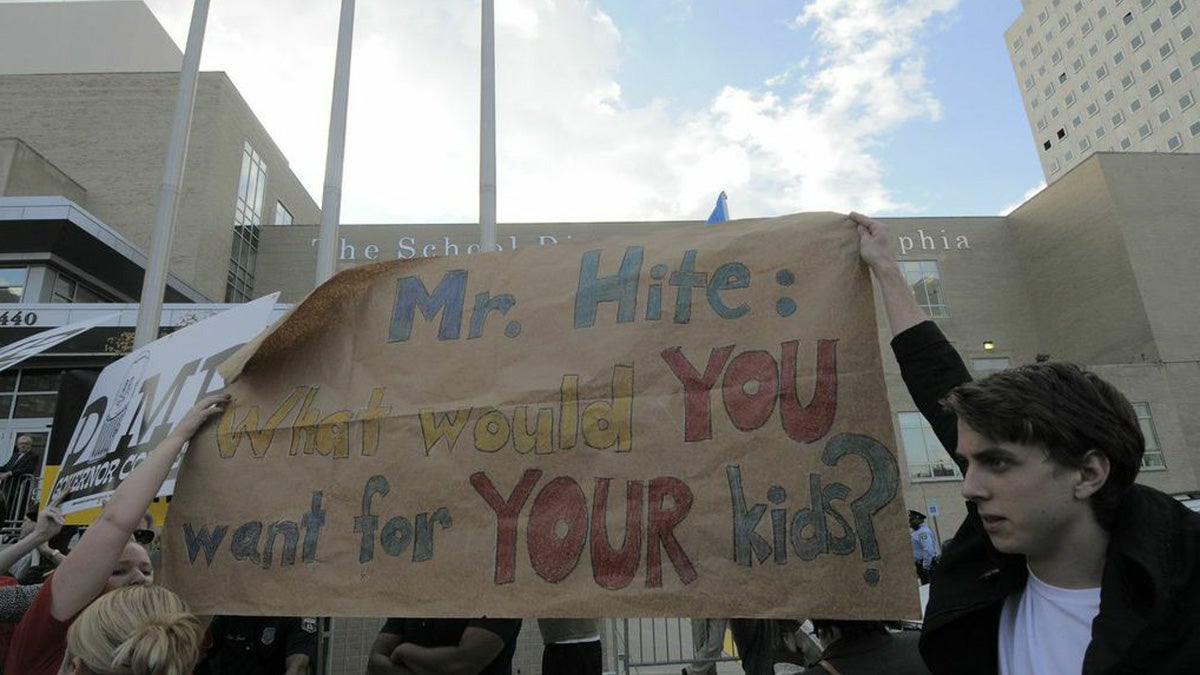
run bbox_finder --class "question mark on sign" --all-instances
[821,433,899,586]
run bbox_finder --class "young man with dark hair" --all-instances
[853,212,1200,674]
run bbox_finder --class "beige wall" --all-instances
[0,138,87,203]
[0,1,181,76]
[0,71,319,300]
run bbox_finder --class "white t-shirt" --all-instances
[998,569,1101,675]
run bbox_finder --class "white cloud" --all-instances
[998,180,1047,216]
[137,0,958,223]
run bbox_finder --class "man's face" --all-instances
[15,437,31,453]
[957,421,1093,564]
[104,541,154,592]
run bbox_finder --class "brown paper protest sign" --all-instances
[161,212,919,619]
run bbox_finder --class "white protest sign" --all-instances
[0,313,121,374]
[53,295,279,515]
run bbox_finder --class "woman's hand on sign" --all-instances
[168,392,232,444]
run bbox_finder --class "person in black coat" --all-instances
[854,212,1200,674]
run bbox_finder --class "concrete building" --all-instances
[1007,0,1200,181]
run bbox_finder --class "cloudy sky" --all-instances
[130,0,1042,224]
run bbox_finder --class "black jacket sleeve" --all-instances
[890,321,971,458]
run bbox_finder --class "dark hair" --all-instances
[941,361,1143,527]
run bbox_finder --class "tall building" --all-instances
[1007,0,1200,181]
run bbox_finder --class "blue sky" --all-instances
[133,0,1044,222]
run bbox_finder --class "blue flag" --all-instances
[706,191,729,224]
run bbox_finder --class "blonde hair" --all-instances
[64,585,201,675]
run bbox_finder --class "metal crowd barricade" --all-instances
[1,474,37,541]
[614,617,739,674]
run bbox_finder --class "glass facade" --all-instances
[226,141,268,302]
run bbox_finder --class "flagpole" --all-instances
[315,0,357,285]
[133,0,209,348]
[480,0,497,253]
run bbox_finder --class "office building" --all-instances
[1007,0,1200,180]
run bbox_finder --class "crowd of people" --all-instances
[0,213,1198,674]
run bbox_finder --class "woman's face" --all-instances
[103,542,153,592]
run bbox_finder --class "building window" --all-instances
[1080,136,1093,151]
[1038,117,1049,130]
[1131,98,1143,112]
[1060,71,1070,83]
[1090,42,1101,56]
[1096,124,1108,138]
[899,412,962,481]
[1135,403,1166,469]
[1088,101,1101,116]
[898,261,948,318]
[1183,25,1195,41]
[1132,34,1146,51]
[1191,120,1200,136]
[1075,0,1084,12]
[1083,18,1095,35]
[1067,91,1078,106]
[1107,26,1120,43]
[1081,79,1093,92]
[1116,49,1128,64]
[1170,67,1185,82]
[1151,18,1165,33]
[1053,49,1064,64]
[1105,88,1117,102]
[1141,0,1156,8]
[1026,75,1036,91]
[1073,57,1086,73]
[1123,12,1135,26]
[1168,132,1184,149]
[1170,0,1186,16]
[1033,42,1045,57]
[1046,83,1057,97]
[1161,40,1175,58]
[1014,37,1024,51]
[1122,72,1137,89]
[0,268,27,303]
[1139,121,1154,138]
[51,270,107,303]
[1121,136,1134,148]
[1040,10,1051,24]
[0,368,61,420]
[1192,49,1200,67]
[1113,110,1127,125]
[1149,82,1164,99]
[1140,58,1154,72]
[1058,127,1068,138]
[1099,6,1110,18]
[1097,63,1110,79]
[1065,149,1076,161]
[1044,139,1054,150]
[274,202,293,226]
[1060,15,1072,29]
[1050,158,1062,173]
[227,141,269,303]
[1181,91,1196,109]
[1159,108,1172,123]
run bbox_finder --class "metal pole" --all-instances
[133,0,209,348]
[315,0,357,285]
[479,0,497,253]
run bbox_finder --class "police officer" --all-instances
[197,615,318,675]
[909,510,939,584]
